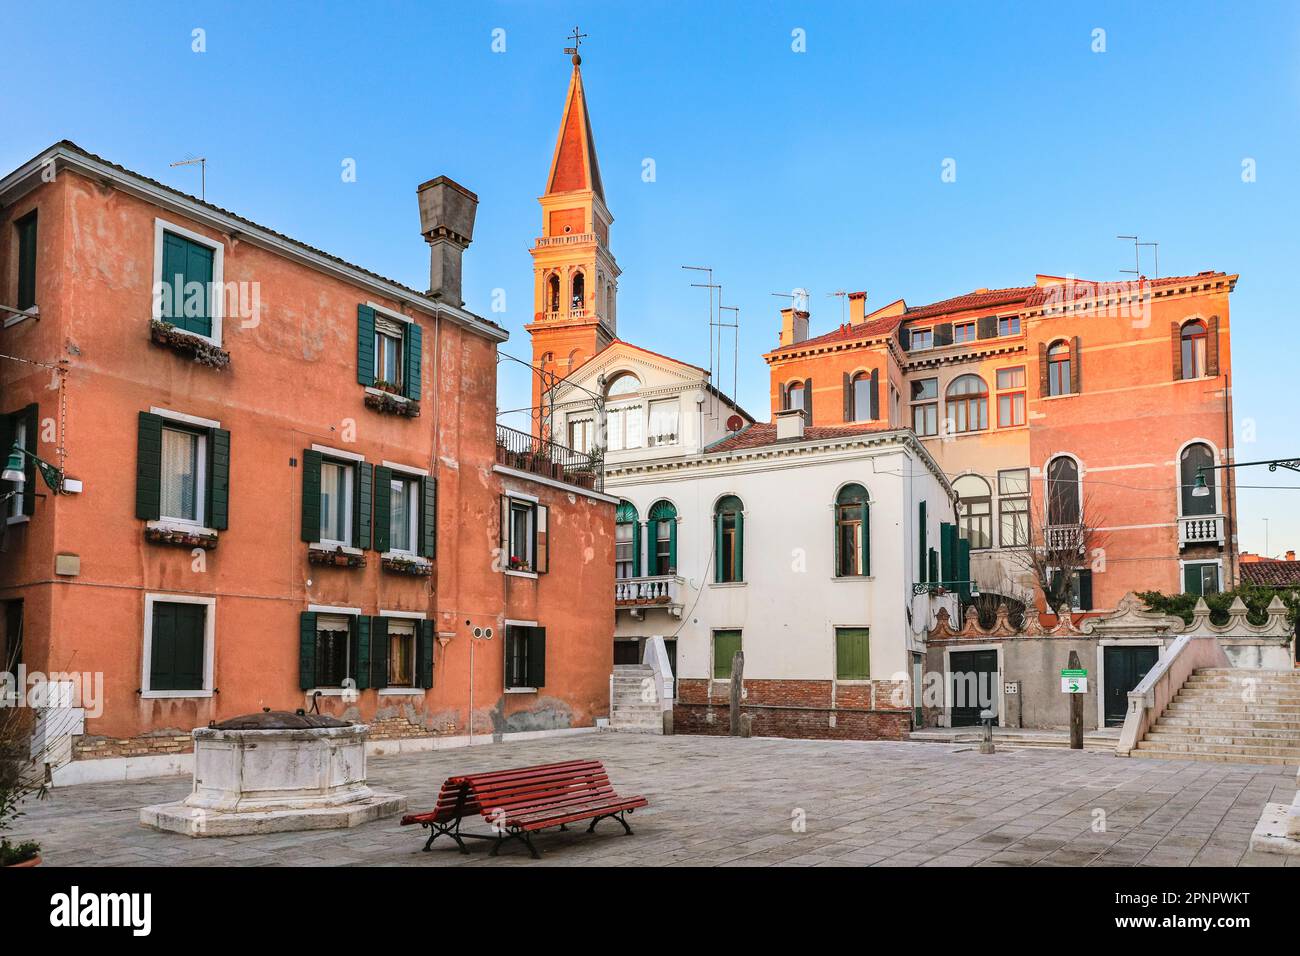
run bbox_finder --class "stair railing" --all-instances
[1116,634,1229,756]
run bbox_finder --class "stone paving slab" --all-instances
[8,734,1297,867]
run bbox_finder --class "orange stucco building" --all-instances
[764,273,1238,613]
[0,141,614,782]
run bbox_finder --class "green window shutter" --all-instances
[928,547,939,583]
[150,602,206,692]
[668,516,677,572]
[863,502,871,577]
[918,501,928,582]
[300,449,322,542]
[159,232,186,325]
[353,615,371,690]
[1078,570,1094,611]
[1183,564,1201,596]
[526,626,546,688]
[632,520,642,577]
[958,539,971,598]
[419,476,437,558]
[736,510,744,582]
[713,512,722,583]
[833,502,841,576]
[835,628,870,680]
[940,522,955,582]
[372,466,392,553]
[16,212,37,311]
[19,404,38,517]
[418,619,435,689]
[353,461,373,549]
[136,411,164,520]
[357,305,376,386]
[161,232,213,337]
[299,612,317,690]
[206,427,230,531]
[869,368,880,421]
[713,631,741,680]
[370,616,389,689]
[0,415,12,506]
[403,321,423,401]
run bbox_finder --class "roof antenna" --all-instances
[718,303,740,413]
[683,265,721,420]
[170,156,207,201]
[1117,234,1159,279]
[826,290,848,324]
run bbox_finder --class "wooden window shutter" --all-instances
[631,516,641,578]
[862,501,871,577]
[372,466,393,553]
[1070,336,1082,394]
[842,372,852,421]
[869,369,880,421]
[928,547,939,583]
[535,503,550,574]
[778,382,788,410]
[418,620,435,689]
[1170,321,1182,381]
[352,615,371,690]
[1077,570,1093,611]
[1183,564,1201,596]
[736,508,744,581]
[419,476,437,558]
[0,415,11,508]
[300,449,322,542]
[977,315,997,339]
[940,521,955,582]
[403,320,423,401]
[958,539,971,598]
[833,500,841,576]
[205,427,231,531]
[803,378,813,422]
[713,511,723,583]
[136,411,164,520]
[16,212,37,311]
[19,404,38,517]
[499,495,510,562]
[934,323,953,347]
[353,461,373,549]
[1206,315,1220,376]
[299,611,318,689]
[669,515,678,572]
[1038,342,1050,397]
[918,501,928,582]
[370,616,389,689]
[356,305,376,386]
[526,626,546,688]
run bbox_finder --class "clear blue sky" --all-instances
[4,1,1298,556]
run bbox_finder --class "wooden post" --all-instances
[1068,649,1083,750]
[729,650,744,736]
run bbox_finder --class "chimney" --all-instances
[779,307,810,347]
[848,292,867,325]
[1287,549,1296,562]
[417,176,478,306]
[775,406,806,441]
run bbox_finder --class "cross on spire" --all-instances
[564,25,588,65]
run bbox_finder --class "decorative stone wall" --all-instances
[674,678,911,741]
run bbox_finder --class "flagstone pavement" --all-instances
[10,734,1298,867]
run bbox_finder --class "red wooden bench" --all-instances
[400,759,647,859]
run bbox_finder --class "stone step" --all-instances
[1147,728,1300,748]
[1156,715,1300,732]
[1194,668,1300,677]
[1135,738,1300,760]
[1185,675,1300,685]
[1131,746,1300,767]
[1166,701,1300,715]
[1175,688,1300,700]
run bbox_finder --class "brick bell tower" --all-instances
[526,41,619,436]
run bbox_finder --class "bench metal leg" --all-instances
[421,819,470,854]
[490,827,542,860]
[587,809,634,836]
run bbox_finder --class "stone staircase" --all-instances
[1135,668,1300,766]
[608,664,664,734]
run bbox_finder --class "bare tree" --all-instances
[1005,474,1111,613]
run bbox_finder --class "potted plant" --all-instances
[0,649,46,867]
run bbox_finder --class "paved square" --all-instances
[11,735,1298,866]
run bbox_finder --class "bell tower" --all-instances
[526,34,619,434]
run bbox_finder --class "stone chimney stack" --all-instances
[1287,549,1296,561]
[779,307,810,348]
[417,176,478,307]
[848,292,867,325]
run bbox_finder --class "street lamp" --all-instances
[2,443,63,494]
[1195,456,1300,497]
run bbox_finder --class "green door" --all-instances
[713,630,742,679]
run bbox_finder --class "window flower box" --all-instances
[145,526,218,550]
[507,555,533,573]
[150,320,230,369]
[381,554,433,577]
[364,390,420,418]
[308,546,366,569]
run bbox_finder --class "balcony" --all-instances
[535,232,598,247]
[1179,514,1226,549]
[1044,525,1085,552]
[495,424,602,492]
[615,575,683,617]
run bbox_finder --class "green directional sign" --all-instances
[1061,668,1087,678]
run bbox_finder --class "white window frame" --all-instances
[158,423,207,528]
[152,218,225,348]
[310,612,355,694]
[506,496,537,575]
[504,619,540,693]
[910,328,934,351]
[387,471,420,555]
[647,398,680,447]
[998,315,1021,337]
[1180,559,1223,597]
[141,593,216,699]
[953,321,976,344]
[319,458,355,548]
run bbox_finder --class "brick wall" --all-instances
[674,678,911,741]
[73,733,194,761]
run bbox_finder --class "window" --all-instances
[648,499,677,575]
[1046,456,1080,526]
[320,459,354,546]
[15,211,37,312]
[713,630,742,679]
[835,484,870,576]
[314,614,353,688]
[160,425,205,525]
[154,224,220,340]
[945,374,988,433]
[1048,568,1093,611]
[387,473,420,554]
[910,378,938,436]
[606,373,640,398]
[1047,341,1072,396]
[373,315,405,390]
[714,495,744,583]
[953,321,976,344]
[648,399,680,446]
[505,624,546,689]
[606,405,643,451]
[998,316,1021,336]
[615,500,639,579]
[835,628,870,680]
[146,598,209,693]
[6,416,26,521]
[851,371,874,421]
[1181,320,1208,379]
[998,469,1030,548]
[953,475,992,550]
[568,417,594,453]
[571,272,585,311]
[785,381,805,411]
[501,496,548,574]
[547,274,560,313]
[386,619,416,687]
[1179,442,1216,516]
[1183,562,1221,597]
[996,366,1026,427]
[357,305,422,402]
[910,328,934,351]
[139,412,229,532]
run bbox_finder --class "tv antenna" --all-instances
[170,156,207,200]
[718,303,740,415]
[826,289,849,324]
[684,265,723,419]
[1117,234,1159,279]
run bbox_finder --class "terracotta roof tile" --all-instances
[707,420,895,453]
[1239,560,1300,588]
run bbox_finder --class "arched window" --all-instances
[605,373,642,451]
[785,381,805,411]
[1180,442,1216,516]
[713,495,744,583]
[648,500,678,575]
[606,281,616,321]
[946,374,988,433]
[835,484,870,576]
[1181,320,1208,380]
[1047,341,1072,396]
[850,371,875,422]
[571,272,585,311]
[1046,456,1080,526]
[547,274,560,313]
[953,474,992,549]
[615,500,640,579]
[606,372,640,398]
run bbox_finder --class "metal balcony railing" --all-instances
[495,424,602,492]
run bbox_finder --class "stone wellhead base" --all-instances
[1248,800,1300,856]
[140,792,407,837]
